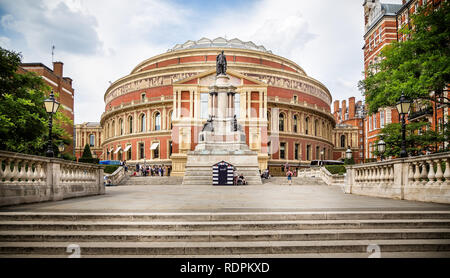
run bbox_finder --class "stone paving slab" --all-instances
[0,184,449,213]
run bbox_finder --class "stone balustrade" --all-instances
[297,167,345,189]
[0,150,104,207]
[346,152,450,204]
[105,166,126,186]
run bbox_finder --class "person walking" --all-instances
[286,169,293,186]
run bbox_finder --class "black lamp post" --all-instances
[396,92,411,158]
[377,139,386,161]
[44,91,60,157]
[345,147,353,161]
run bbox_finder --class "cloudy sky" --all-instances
[0,0,402,124]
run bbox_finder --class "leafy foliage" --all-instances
[325,165,346,175]
[372,121,447,158]
[359,1,450,114]
[0,47,72,155]
[81,144,93,158]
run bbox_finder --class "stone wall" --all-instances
[0,150,105,207]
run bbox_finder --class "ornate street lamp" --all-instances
[44,91,60,157]
[377,139,386,161]
[345,147,353,160]
[320,150,324,160]
[58,143,65,158]
[396,92,411,158]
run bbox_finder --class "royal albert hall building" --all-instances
[100,37,336,176]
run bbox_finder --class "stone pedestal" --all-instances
[182,74,262,185]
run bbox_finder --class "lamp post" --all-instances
[44,91,60,157]
[396,92,411,158]
[345,147,353,161]
[58,143,65,158]
[320,150,324,161]
[377,139,386,161]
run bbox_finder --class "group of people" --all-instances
[133,163,171,177]
[233,173,247,185]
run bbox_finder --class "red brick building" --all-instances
[74,122,102,160]
[362,0,448,159]
[332,97,365,163]
[20,62,75,154]
[99,37,336,176]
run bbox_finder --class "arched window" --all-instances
[112,120,115,137]
[154,112,161,131]
[267,111,271,131]
[279,113,285,132]
[140,114,146,132]
[322,121,325,137]
[168,111,173,130]
[89,134,95,146]
[107,123,110,138]
[128,116,133,134]
[305,117,309,135]
[119,118,124,135]
[293,115,298,133]
[315,119,319,136]
[341,135,346,148]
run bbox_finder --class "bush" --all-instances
[104,165,120,174]
[325,165,346,175]
[78,158,100,164]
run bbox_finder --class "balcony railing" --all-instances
[409,106,433,121]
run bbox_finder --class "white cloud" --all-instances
[0,0,375,124]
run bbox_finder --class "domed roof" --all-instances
[167,37,272,54]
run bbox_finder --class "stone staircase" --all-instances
[183,166,262,185]
[121,176,184,186]
[263,177,327,186]
[0,211,449,257]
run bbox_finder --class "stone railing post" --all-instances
[344,166,354,194]
[50,160,63,201]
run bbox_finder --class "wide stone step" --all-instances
[1,219,449,231]
[1,211,449,221]
[1,239,449,256]
[1,229,449,242]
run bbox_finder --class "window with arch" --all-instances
[107,123,110,138]
[305,117,309,135]
[128,116,133,134]
[314,119,319,136]
[154,112,161,131]
[322,121,325,137]
[140,114,146,132]
[340,135,346,148]
[112,120,115,137]
[279,113,285,132]
[119,118,124,135]
[89,134,95,147]
[267,111,271,131]
[141,93,146,102]
[293,115,298,133]
[168,110,173,130]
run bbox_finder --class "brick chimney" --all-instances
[349,97,356,119]
[53,61,63,78]
[333,100,340,122]
[341,100,347,122]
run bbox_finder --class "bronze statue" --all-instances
[216,50,227,75]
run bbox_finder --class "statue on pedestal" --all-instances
[216,50,227,76]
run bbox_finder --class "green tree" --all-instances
[0,47,71,155]
[81,144,93,159]
[358,1,450,115]
[372,121,444,158]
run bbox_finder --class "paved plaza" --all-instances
[1,183,449,213]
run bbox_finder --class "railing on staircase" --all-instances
[297,167,345,189]
[105,166,126,186]
[345,152,450,204]
[0,150,105,207]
